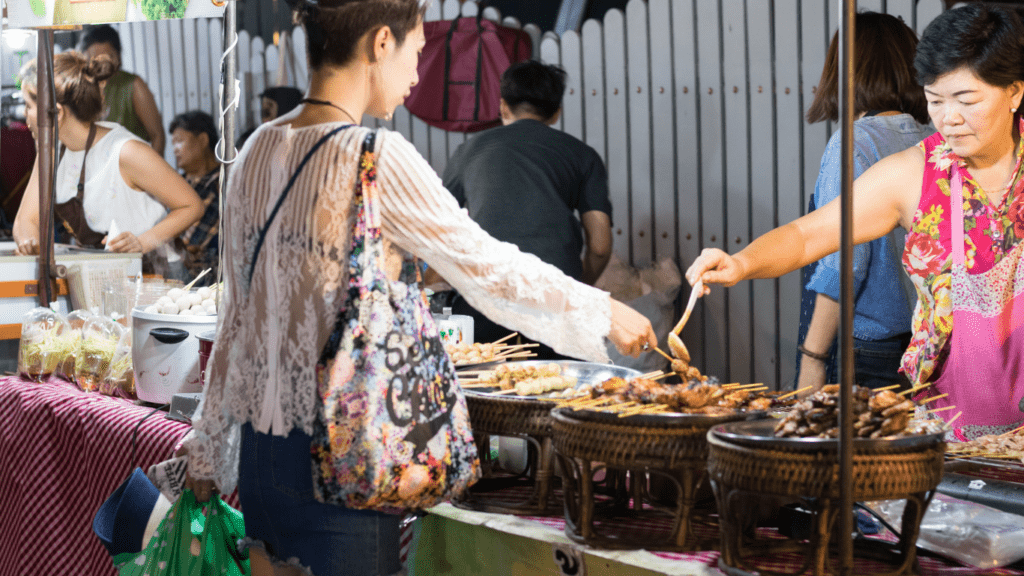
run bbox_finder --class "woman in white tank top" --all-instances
[12,51,202,276]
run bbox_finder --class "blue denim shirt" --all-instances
[806,114,934,340]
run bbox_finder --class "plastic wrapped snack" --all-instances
[18,308,74,382]
[100,330,135,400]
[55,310,96,383]
[75,316,125,392]
[866,493,1024,568]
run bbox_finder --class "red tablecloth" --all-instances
[0,377,191,576]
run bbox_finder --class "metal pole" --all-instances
[213,0,238,291]
[837,0,856,574]
[222,1,237,171]
[36,30,57,307]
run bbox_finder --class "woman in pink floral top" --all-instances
[686,4,1024,438]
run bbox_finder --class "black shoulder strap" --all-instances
[247,124,353,284]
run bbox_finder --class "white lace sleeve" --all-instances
[182,154,245,493]
[375,131,613,362]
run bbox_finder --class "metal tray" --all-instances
[461,360,640,401]
[555,405,768,427]
[710,418,946,452]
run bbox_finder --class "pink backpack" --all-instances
[404,15,532,133]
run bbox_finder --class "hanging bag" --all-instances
[115,490,249,576]
[404,13,532,132]
[248,128,479,511]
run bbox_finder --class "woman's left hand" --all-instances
[104,231,148,253]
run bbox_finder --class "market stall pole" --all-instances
[837,0,856,574]
[35,30,66,307]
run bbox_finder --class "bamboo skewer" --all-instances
[724,383,766,390]
[899,382,934,396]
[777,386,813,400]
[182,268,212,292]
[997,423,1024,437]
[918,393,948,405]
[639,370,665,379]
[946,411,962,427]
[650,372,674,381]
[493,332,519,345]
[617,404,672,418]
[651,346,675,363]
[875,384,902,392]
[719,383,743,389]
[925,405,957,414]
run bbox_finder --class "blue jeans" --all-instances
[851,333,911,390]
[238,423,402,576]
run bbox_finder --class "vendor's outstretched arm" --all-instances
[686,146,923,289]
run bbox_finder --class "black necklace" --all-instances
[301,98,358,123]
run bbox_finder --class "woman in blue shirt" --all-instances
[796,12,933,392]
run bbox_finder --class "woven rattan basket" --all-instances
[707,422,945,576]
[456,361,640,515]
[550,407,764,551]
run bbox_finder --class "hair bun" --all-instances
[86,54,117,83]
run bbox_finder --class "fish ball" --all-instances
[167,288,184,300]
[197,287,213,300]
[144,305,160,314]
[160,303,180,315]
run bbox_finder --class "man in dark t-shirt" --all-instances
[442,61,613,358]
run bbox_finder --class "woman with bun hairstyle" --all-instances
[13,52,202,275]
[180,0,656,574]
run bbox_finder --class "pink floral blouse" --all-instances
[901,117,1024,385]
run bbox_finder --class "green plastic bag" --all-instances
[114,490,249,575]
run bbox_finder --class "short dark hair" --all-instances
[807,12,928,124]
[81,25,122,55]
[260,86,304,117]
[169,110,219,153]
[288,0,427,70]
[915,4,1024,108]
[500,60,567,120]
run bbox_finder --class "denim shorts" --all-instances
[238,423,402,576]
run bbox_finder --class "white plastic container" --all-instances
[131,306,216,403]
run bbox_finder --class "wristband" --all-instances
[798,344,830,362]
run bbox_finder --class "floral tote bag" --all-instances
[310,130,479,510]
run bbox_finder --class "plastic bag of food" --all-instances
[76,316,126,392]
[865,493,1024,568]
[55,310,96,383]
[100,330,136,400]
[18,308,74,382]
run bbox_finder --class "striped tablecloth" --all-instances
[0,377,191,576]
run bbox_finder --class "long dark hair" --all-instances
[807,12,928,125]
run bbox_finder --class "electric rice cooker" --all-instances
[131,306,217,403]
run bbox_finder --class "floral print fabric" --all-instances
[901,117,1024,385]
[311,132,479,511]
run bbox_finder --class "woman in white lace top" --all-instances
[183,1,656,574]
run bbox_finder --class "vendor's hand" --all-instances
[15,237,40,256]
[685,248,746,290]
[608,298,657,357]
[104,231,148,254]
[796,356,826,398]
[174,445,218,503]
